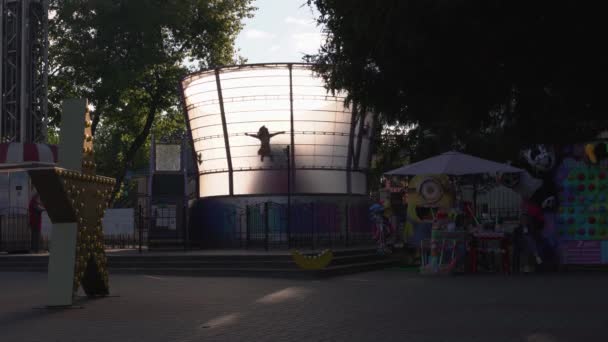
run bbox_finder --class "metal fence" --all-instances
[104,234,140,249]
[1,206,144,253]
[195,200,374,250]
[0,207,32,252]
[477,207,521,222]
[3,200,374,252]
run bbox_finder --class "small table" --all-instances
[469,231,510,274]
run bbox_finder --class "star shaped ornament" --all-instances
[28,100,115,299]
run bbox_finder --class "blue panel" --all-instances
[602,241,608,264]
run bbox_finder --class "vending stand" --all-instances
[385,151,524,275]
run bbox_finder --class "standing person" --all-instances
[28,193,44,253]
[512,213,542,273]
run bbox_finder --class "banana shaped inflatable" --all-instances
[585,143,597,164]
[291,249,333,270]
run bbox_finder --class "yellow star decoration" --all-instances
[29,107,115,297]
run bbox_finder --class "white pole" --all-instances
[438,239,445,266]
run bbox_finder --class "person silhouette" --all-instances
[245,125,285,161]
[28,192,44,253]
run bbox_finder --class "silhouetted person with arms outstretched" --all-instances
[246,125,285,162]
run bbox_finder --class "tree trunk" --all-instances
[109,95,160,205]
[91,109,102,137]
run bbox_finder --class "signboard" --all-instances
[102,208,135,235]
[155,144,181,171]
[152,204,176,230]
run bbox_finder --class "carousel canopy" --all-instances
[385,151,523,176]
[0,142,58,164]
[0,143,58,172]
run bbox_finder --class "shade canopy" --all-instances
[385,151,523,176]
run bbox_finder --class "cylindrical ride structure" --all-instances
[180,63,375,248]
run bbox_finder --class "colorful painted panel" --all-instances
[602,241,608,264]
[555,158,608,241]
[561,240,602,264]
[555,144,608,264]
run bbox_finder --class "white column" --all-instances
[46,98,87,306]
[47,222,78,306]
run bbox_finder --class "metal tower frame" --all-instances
[0,0,48,143]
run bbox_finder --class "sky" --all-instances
[234,0,325,64]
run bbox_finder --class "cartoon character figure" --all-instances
[406,175,455,223]
[501,144,561,271]
[245,125,285,162]
[523,144,557,173]
[404,175,455,245]
[514,144,560,213]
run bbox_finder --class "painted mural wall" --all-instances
[555,143,608,264]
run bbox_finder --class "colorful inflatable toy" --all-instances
[291,249,333,270]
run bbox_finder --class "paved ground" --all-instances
[1,270,607,342]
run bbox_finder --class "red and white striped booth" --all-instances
[0,143,58,165]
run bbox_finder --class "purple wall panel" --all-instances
[561,240,601,264]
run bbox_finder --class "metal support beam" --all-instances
[353,108,367,170]
[1,0,21,142]
[214,69,233,195]
[346,104,357,194]
[178,84,200,198]
[0,1,4,139]
[1,0,48,143]
[40,0,49,141]
[288,64,295,191]
[365,113,376,195]
[19,0,27,142]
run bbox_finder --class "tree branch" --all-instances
[109,75,162,205]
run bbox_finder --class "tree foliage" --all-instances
[307,0,608,165]
[48,0,255,204]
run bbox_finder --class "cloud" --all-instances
[292,32,326,53]
[285,16,314,27]
[245,29,277,40]
[270,45,280,52]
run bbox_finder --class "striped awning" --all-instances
[0,143,58,164]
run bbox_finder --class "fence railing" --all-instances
[3,200,376,252]
[196,200,375,250]
[0,207,32,253]
[1,206,145,253]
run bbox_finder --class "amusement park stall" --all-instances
[384,142,608,274]
[385,151,525,273]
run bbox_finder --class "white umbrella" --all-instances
[385,151,523,176]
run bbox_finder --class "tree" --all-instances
[307,0,608,165]
[48,0,255,203]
